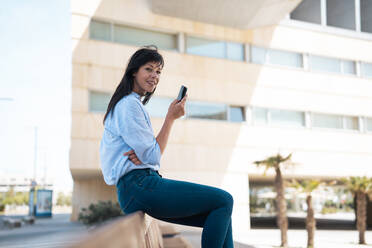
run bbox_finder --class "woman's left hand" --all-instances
[123,150,142,165]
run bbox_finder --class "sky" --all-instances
[0,0,72,192]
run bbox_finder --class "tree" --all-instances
[56,192,72,206]
[290,179,322,248]
[342,176,372,245]
[254,153,295,248]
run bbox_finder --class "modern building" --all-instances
[70,0,372,238]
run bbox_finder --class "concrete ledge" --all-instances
[68,211,192,248]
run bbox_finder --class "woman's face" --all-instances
[132,61,162,96]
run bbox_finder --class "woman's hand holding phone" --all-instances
[166,94,187,121]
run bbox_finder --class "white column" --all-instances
[321,0,327,26]
[355,0,361,32]
[221,172,251,239]
[244,43,251,63]
[177,33,185,53]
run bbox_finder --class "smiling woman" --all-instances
[99,46,235,248]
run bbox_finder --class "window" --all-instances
[344,116,359,130]
[366,118,372,132]
[361,62,372,78]
[290,0,321,24]
[228,106,245,122]
[113,24,177,50]
[309,55,341,73]
[186,36,225,59]
[341,60,356,75]
[252,107,268,125]
[361,0,372,33]
[312,113,359,130]
[90,20,111,41]
[267,49,303,68]
[251,46,303,68]
[251,46,266,65]
[186,101,227,120]
[186,36,244,61]
[89,91,110,112]
[145,97,173,118]
[312,113,343,129]
[270,109,305,127]
[226,42,244,61]
[327,0,356,30]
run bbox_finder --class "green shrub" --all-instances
[78,200,124,225]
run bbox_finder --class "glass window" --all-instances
[186,36,225,59]
[186,101,227,120]
[145,97,173,118]
[270,109,305,127]
[252,107,268,125]
[361,0,372,33]
[251,46,267,64]
[89,91,111,112]
[226,42,244,61]
[327,0,355,30]
[290,0,321,24]
[342,60,356,75]
[228,106,245,122]
[113,25,177,50]
[344,116,359,130]
[267,49,303,68]
[312,113,343,129]
[361,62,372,78]
[366,118,372,132]
[90,20,111,41]
[309,55,341,73]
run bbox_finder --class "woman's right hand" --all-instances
[166,95,187,121]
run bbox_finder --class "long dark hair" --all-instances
[103,45,164,124]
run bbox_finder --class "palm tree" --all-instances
[342,176,372,245]
[254,153,294,248]
[290,179,322,248]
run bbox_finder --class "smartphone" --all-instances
[177,85,187,102]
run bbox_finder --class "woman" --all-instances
[100,46,234,248]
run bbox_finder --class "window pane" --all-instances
[361,62,372,78]
[186,36,225,59]
[229,106,245,122]
[113,25,177,50]
[327,0,355,30]
[186,101,227,120]
[253,107,268,125]
[342,60,356,75]
[145,97,173,118]
[290,0,321,24]
[366,118,372,132]
[226,42,244,61]
[361,0,372,33]
[251,46,266,64]
[344,116,359,130]
[90,20,111,41]
[89,91,110,112]
[267,49,303,68]
[309,55,341,73]
[312,113,343,129]
[270,109,305,127]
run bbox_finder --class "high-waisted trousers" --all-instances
[116,168,234,248]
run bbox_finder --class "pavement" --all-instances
[1,214,372,248]
[0,214,88,248]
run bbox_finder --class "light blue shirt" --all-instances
[99,92,161,185]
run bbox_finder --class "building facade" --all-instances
[70,0,372,237]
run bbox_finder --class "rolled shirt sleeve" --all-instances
[115,99,161,165]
